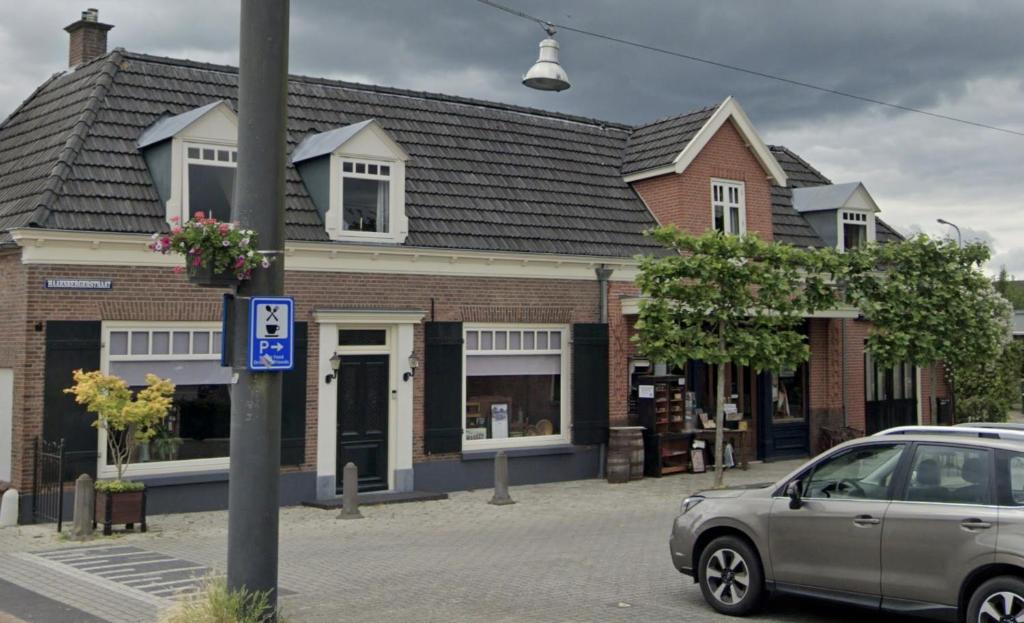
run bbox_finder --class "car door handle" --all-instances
[853,514,881,526]
[961,519,992,531]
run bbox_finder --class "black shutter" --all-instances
[424,321,463,454]
[572,323,609,445]
[280,321,307,466]
[44,321,101,481]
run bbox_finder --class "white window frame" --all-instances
[180,141,238,223]
[711,179,746,235]
[326,154,406,243]
[837,209,875,252]
[462,324,571,451]
[98,321,230,478]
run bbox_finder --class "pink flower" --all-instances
[219,223,230,235]
[193,211,205,220]
[171,226,182,235]
[192,255,202,267]
[161,236,170,247]
[170,216,180,223]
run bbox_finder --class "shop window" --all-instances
[841,211,869,251]
[773,365,806,423]
[104,325,233,475]
[464,327,567,446]
[184,143,237,221]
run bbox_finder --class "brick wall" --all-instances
[0,251,27,489]
[7,261,605,490]
[608,281,641,427]
[631,120,774,242]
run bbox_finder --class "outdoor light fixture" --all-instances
[522,24,571,92]
[325,353,341,384]
[403,354,420,382]
[937,218,963,248]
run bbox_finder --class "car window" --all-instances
[802,444,904,501]
[1007,453,1024,505]
[903,445,991,505]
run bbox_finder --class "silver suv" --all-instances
[670,434,1024,622]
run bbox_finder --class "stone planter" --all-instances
[94,488,147,536]
[187,264,238,288]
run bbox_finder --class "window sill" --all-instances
[134,469,230,487]
[461,444,576,462]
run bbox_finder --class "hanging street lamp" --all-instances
[522,24,571,92]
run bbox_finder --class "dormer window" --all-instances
[341,159,390,233]
[841,211,868,251]
[292,119,409,244]
[185,144,237,221]
[712,179,746,235]
[136,101,238,225]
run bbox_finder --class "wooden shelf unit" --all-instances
[637,375,694,477]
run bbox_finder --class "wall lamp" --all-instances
[324,353,341,384]
[403,354,420,382]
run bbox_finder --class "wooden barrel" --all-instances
[608,426,644,483]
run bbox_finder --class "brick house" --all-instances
[0,12,948,519]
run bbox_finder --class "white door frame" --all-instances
[0,369,12,483]
[314,310,422,499]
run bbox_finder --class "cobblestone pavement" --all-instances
[0,461,906,622]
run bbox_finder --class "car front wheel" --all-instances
[968,576,1024,623]
[697,535,764,616]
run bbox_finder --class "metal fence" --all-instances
[32,438,65,532]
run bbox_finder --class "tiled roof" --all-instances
[621,105,718,176]
[0,50,889,257]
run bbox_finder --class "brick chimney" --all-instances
[64,8,113,67]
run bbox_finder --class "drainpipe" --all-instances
[595,265,613,478]
[841,319,848,428]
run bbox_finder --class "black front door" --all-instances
[759,368,810,461]
[337,354,389,492]
[865,358,917,434]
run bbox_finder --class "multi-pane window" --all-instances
[105,325,232,471]
[712,180,745,235]
[464,327,565,444]
[184,144,237,221]
[341,159,391,233]
[842,211,869,251]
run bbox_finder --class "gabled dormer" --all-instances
[137,100,238,225]
[292,120,409,244]
[792,182,880,252]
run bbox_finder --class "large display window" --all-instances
[463,325,569,448]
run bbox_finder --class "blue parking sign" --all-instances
[248,296,294,371]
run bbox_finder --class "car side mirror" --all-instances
[786,480,803,510]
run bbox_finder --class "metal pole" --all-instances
[937,218,962,248]
[227,0,290,613]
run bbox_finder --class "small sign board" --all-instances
[638,385,655,399]
[44,278,112,290]
[247,296,294,371]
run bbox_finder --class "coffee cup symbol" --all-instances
[266,324,279,336]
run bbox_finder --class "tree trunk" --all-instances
[930,365,938,426]
[714,324,727,488]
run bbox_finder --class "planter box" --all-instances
[188,264,238,288]
[94,489,147,536]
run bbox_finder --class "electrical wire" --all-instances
[474,0,1024,138]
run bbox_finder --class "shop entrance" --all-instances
[865,357,917,434]
[336,354,389,492]
[759,365,810,460]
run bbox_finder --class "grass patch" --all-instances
[158,576,286,623]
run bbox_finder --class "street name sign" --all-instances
[247,296,294,371]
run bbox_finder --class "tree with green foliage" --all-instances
[634,228,842,487]
[844,236,1013,421]
[995,266,1024,310]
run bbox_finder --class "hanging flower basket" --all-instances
[150,211,272,288]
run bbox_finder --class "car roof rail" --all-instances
[875,425,1024,441]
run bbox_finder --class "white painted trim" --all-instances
[711,178,746,235]
[624,97,788,186]
[11,229,640,282]
[327,156,408,244]
[97,320,230,479]
[315,311,421,496]
[836,208,877,252]
[462,323,571,451]
[0,369,12,483]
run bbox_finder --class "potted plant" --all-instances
[149,211,271,288]
[64,370,175,535]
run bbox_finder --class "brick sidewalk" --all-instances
[0,461,908,622]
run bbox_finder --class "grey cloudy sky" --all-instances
[2,1,1022,272]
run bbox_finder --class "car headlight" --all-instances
[680,496,704,515]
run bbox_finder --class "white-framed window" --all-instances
[463,325,570,449]
[340,158,391,234]
[711,179,746,235]
[100,322,232,477]
[182,142,237,222]
[839,210,874,251]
